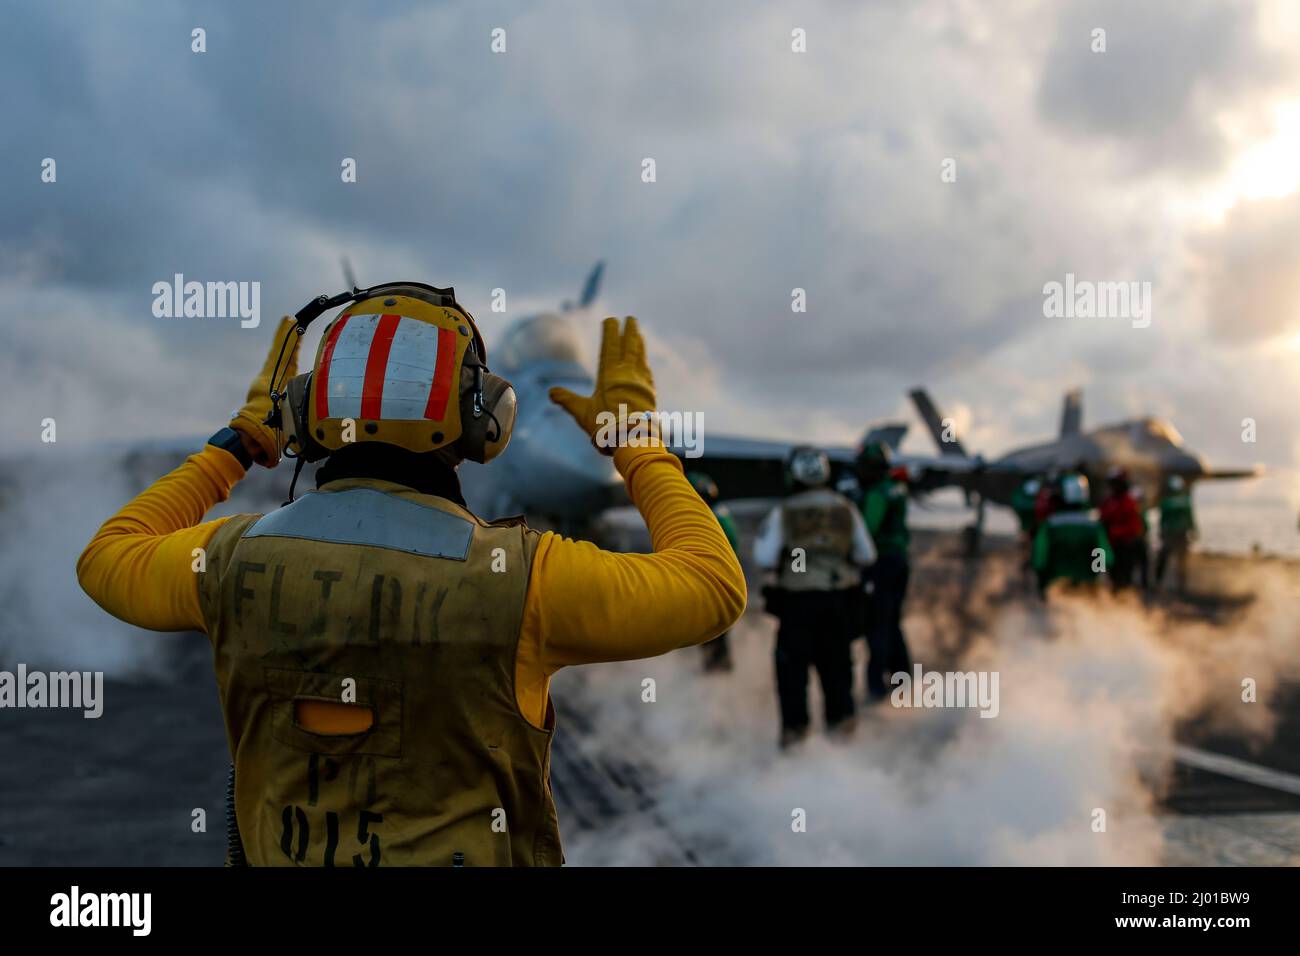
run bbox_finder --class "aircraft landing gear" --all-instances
[962,493,986,558]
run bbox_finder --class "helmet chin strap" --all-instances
[472,364,485,418]
[482,406,502,444]
[263,321,307,436]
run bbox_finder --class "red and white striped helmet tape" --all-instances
[314,313,459,423]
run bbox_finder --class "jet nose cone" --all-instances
[511,406,623,515]
[538,415,619,482]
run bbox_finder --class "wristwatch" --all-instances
[207,426,253,470]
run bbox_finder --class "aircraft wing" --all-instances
[1199,466,1264,480]
[669,427,987,500]
[667,434,858,499]
[899,455,1036,498]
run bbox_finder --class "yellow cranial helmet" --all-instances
[281,282,516,464]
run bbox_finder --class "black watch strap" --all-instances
[208,426,253,470]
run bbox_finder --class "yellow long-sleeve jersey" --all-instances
[76,443,747,727]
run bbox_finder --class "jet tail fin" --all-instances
[579,261,605,308]
[860,422,908,454]
[909,388,968,457]
[1060,388,1082,438]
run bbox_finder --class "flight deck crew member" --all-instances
[1011,477,1042,540]
[687,471,742,672]
[1155,474,1196,593]
[77,286,745,867]
[754,446,875,749]
[856,441,912,703]
[1131,483,1151,591]
[1031,473,1113,595]
[1034,469,1062,526]
[1099,467,1144,590]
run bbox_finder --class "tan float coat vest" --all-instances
[776,487,859,592]
[197,477,561,866]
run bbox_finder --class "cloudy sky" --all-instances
[6,0,1300,509]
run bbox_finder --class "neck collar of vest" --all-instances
[315,443,467,507]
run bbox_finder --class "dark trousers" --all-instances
[774,590,857,732]
[866,552,911,698]
[1155,533,1190,591]
[1110,539,1142,589]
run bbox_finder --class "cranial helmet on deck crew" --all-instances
[787,445,832,489]
[280,283,517,465]
[855,439,892,482]
[1060,473,1090,507]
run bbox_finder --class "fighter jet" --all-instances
[463,263,924,528]
[461,263,909,527]
[906,386,1262,539]
[458,263,628,527]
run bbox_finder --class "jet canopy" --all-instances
[1134,417,1184,447]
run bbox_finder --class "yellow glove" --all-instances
[550,316,657,455]
[229,315,302,467]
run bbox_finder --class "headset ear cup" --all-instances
[285,372,329,463]
[451,366,480,463]
[455,372,516,463]
[479,378,516,462]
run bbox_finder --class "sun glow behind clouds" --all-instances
[1195,100,1300,223]
[1229,100,1300,201]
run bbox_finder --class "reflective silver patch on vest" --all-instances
[243,488,474,560]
